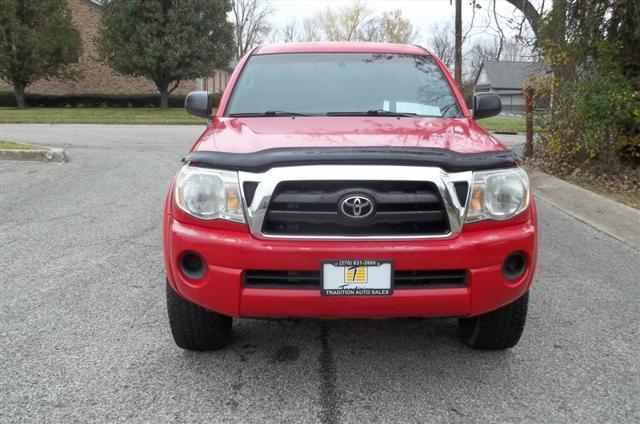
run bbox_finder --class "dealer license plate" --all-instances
[321,260,393,296]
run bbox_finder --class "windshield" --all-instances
[225,53,462,118]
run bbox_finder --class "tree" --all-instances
[276,18,324,44]
[533,0,640,167]
[281,19,298,43]
[231,0,273,59]
[96,0,234,109]
[368,9,418,43]
[310,2,416,44]
[301,18,322,42]
[317,1,372,41]
[428,23,455,70]
[0,0,81,108]
[501,39,527,61]
[505,0,541,37]
[467,39,500,81]
[607,0,640,78]
[484,0,538,53]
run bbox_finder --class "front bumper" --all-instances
[164,202,537,319]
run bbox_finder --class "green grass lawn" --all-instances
[0,140,41,150]
[477,116,526,133]
[1,107,527,133]
[0,107,205,125]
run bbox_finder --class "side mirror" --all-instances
[185,91,215,119]
[472,93,501,119]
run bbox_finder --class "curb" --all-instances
[0,147,66,163]
[528,169,640,249]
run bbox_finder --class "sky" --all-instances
[267,0,538,46]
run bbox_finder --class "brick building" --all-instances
[0,0,234,96]
[206,61,238,93]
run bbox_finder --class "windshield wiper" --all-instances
[326,110,418,117]
[229,111,310,117]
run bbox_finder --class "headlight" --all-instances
[465,167,530,222]
[174,166,245,223]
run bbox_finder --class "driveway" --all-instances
[1,124,638,423]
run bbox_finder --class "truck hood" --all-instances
[193,116,506,154]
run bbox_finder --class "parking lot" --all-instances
[1,124,639,423]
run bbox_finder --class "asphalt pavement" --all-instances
[1,124,639,423]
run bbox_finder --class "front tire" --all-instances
[166,280,232,351]
[459,292,528,350]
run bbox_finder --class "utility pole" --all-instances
[454,0,462,87]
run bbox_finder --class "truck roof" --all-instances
[256,42,430,56]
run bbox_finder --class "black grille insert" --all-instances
[394,270,468,288]
[262,180,449,236]
[453,181,469,207]
[244,270,320,289]
[243,181,259,206]
[244,270,468,289]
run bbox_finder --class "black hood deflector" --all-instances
[183,147,519,173]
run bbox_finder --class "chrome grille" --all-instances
[239,165,470,240]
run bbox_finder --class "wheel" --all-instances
[166,279,232,351]
[459,292,529,350]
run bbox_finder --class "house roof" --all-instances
[256,42,429,56]
[475,61,545,90]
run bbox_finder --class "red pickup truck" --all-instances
[163,43,536,351]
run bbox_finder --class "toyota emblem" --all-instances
[339,195,375,219]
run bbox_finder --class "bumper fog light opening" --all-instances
[503,252,527,281]
[180,252,206,280]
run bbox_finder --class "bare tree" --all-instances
[375,9,419,44]
[231,0,274,59]
[492,0,507,59]
[275,17,324,44]
[480,0,545,49]
[505,0,542,37]
[311,3,417,44]
[461,0,488,44]
[457,0,539,82]
[468,40,499,79]
[428,3,488,72]
[360,19,380,42]
[501,39,526,61]
[486,0,534,58]
[316,1,372,41]
[301,17,321,42]
[427,23,455,69]
[281,19,298,43]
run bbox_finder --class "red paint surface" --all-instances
[165,200,537,318]
[193,116,506,154]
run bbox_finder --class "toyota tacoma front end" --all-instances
[163,43,537,351]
